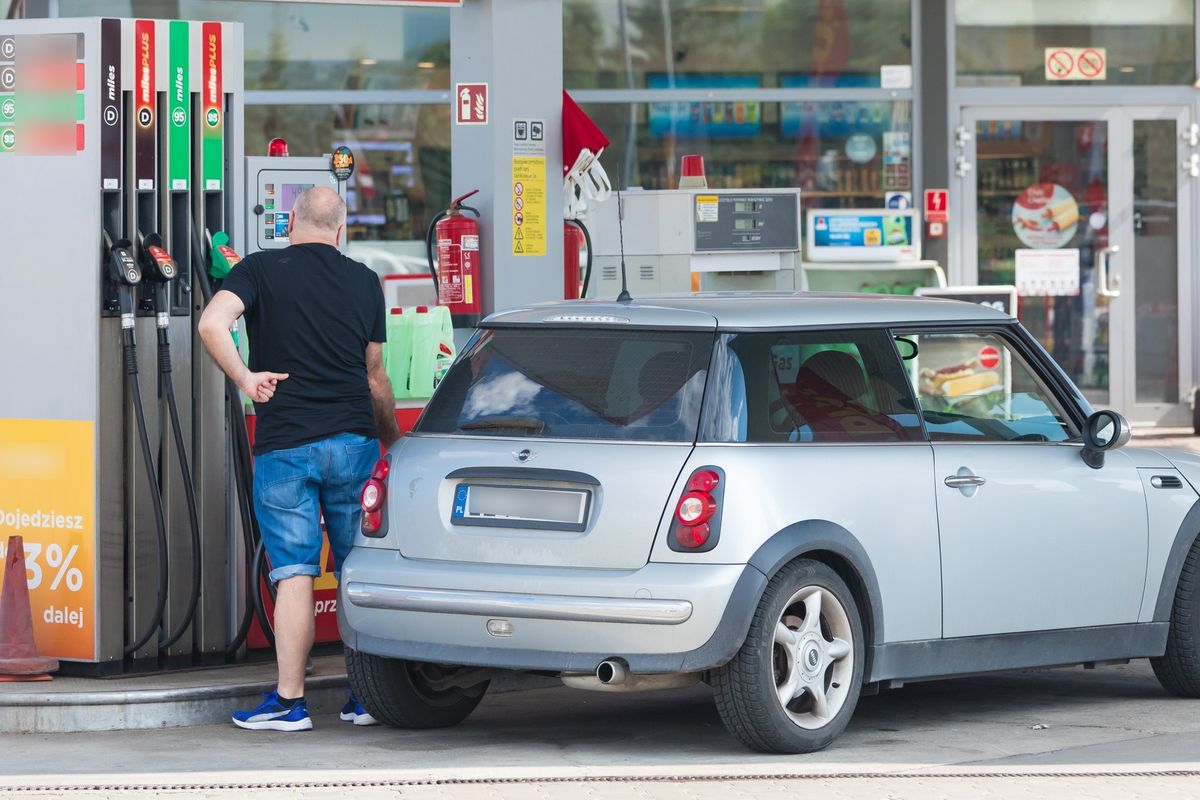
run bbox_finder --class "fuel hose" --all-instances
[155,331,204,652]
[122,323,172,658]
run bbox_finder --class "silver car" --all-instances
[339,293,1200,754]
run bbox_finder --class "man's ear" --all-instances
[336,224,345,247]
[287,213,295,238]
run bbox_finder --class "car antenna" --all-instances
[615,165,633,303]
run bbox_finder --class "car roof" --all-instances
[484,292,1015,330]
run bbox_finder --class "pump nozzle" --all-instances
[103,231,142,287]
[138,232,178,283]
[208,230,241,280]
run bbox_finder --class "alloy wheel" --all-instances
[772,585,855,730]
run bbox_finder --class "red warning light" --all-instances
[267,137,289,157]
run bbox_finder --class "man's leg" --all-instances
[275,575,315,699]
[319,432,383,725]
[232,443,322,731]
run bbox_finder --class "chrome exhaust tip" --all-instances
[596,659,627,685]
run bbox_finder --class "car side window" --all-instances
[901,330,1074,443]
[701,330,924,443]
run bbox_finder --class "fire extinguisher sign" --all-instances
[455,83,487,126]
[512,118,547,256]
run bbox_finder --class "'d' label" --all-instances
[133,20,155,191]
[99,18,120,190]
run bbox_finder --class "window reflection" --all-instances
[245,103,450,273]
[57,0,452,91]
[582,101,911,209]
[956,0,1193,86]
[564,0,911,89]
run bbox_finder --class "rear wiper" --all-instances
[458,415,546,432]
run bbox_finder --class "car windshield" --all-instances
[416,327,715,442]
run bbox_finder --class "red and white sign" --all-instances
[455,82,488,126]
[924,189,948,223]
[978,346,1002,370]
[1044,47,1106,81]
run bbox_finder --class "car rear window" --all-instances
[701,330,924,443]
[416,327,715,442]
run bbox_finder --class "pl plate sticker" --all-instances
[331,146,355,181]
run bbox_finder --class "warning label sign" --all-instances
[1044,47,1106,81]
[512,118,546,256]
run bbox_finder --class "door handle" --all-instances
[1096,244,1121,298]
[944,475,987,489]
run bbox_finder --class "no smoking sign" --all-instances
[1044,46,1107,81]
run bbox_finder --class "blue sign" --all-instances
[452,484,469,519]
[647,74,761,139]
[812,213,912,248]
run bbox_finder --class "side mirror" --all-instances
[894,336,919,361]
[1081,409,1132,469]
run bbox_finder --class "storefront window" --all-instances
[564,0,911,89]
[582,100,911,209]
[975,119,1110,403]
[956,0,1194,86]
[56,0,451,91]
[244,103,450,275]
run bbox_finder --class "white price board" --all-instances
[1015,248,1080,296]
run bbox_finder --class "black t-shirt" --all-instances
[222,243,386,455]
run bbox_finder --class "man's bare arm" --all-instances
[197,290,288,402]
[366,342,401,449]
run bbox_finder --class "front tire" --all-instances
[346,647,489,728]
[1152,536,1200,697]
[713,559,865,754]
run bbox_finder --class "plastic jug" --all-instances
[382,308,413,400]
[408,306,456,398]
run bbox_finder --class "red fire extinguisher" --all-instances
[563,219,592,300]
[426,189,482,327]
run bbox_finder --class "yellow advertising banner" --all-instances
[0,419,95,661]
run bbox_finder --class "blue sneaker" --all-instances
[340,691,378,726]
[232,691,313,731]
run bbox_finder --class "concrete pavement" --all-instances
[0,660,1198,797]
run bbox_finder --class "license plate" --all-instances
[451,483,591,532]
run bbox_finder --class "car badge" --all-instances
[513,449,535,463]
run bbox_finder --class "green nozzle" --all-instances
[209,231,240,280]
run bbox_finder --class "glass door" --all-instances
[959,107,1192,424]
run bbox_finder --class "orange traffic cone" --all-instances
[0,536,58,681]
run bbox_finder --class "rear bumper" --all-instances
[337,548,766,674]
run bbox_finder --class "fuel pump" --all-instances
[426,190,482,328]
[137,233,203,653]
[102,231,170,658]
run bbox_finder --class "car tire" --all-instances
[712,558,865,754]
[345,646,489,728]
[1152,536,1200,697]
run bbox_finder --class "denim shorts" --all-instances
[253,432,381,584]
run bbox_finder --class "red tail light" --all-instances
[672,468,722,551]
[361,456,390,536]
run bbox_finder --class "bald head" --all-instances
[288,186,346,246]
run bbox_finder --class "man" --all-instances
[199,187,401,732]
